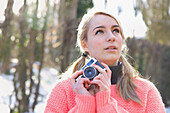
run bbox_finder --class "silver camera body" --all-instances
[81,58,105,80]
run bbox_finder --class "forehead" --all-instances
[89,14,118,28]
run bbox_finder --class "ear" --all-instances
[81,41,89,53]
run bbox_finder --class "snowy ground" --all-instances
[0,67,60,113]
[166,107,170,113]
[0,67,170,113]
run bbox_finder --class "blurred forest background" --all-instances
[0,0,170,113]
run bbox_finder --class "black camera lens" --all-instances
[83,66,97,79]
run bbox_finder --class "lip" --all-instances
[105,45,118,50]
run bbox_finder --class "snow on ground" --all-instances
[166,107,170,113]
[0,74,13,113]
[0,67,60,113]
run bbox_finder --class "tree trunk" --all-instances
[56,0,78,73]
[32,0,49,111]
[0,0,14,73]
[17,0,29,112]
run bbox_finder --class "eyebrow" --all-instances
[92,25,120,31]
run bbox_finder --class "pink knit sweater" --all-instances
[44,77,165,113]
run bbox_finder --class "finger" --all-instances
[94,73,106,83]
[93,64,109,81]
[70,70,83,85]
[71,70,83,79]
[76,77,90,87]
[94,73,110,87]
[93,64,107,76]
[84,81,91,88]
[101,62,112,80]
[91,79,107,90]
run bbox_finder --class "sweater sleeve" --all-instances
[145,83,166,113]
[68,94,95,113]
[95,89,129,113]
[44,81,95,113]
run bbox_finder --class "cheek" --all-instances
[118,36,123,46]
[87,39,103,54]
[117,37,123,54]
[88,38,103,48]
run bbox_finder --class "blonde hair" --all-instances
[65,9,141,104]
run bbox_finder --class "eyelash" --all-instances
[95,30,103,35]
[113,29,120,33]
[95,29,120,35]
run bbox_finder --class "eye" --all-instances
[113,29,120,33]
[95,30,103,35]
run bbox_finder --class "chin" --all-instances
[100,59,118,66]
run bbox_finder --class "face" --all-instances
[82,14,123,66]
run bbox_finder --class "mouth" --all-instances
[105,46,117,50]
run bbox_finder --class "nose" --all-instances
[106,31,116,42]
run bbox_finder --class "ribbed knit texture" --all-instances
[44,77,165,113]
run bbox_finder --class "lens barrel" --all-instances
[83,66,97,80]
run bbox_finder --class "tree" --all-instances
[51,0,93,73]
[134,0,170,105]
[77,0,93,18]
[32,0,50,110]
[0,0,14,73]
[126,37,170,106]
[11,0,50,112]
[135,0,170,45]
[51,0,79,73]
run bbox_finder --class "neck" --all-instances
[108,60,119,66]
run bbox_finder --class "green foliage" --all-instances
[0,0,52,112]
[77,0,93,18]
[135,0,170,45]
[24,0,53,31]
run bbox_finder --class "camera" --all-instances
[81,58,105,80]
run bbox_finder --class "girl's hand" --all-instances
[91,62,112,94]
[70,70,94,96]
